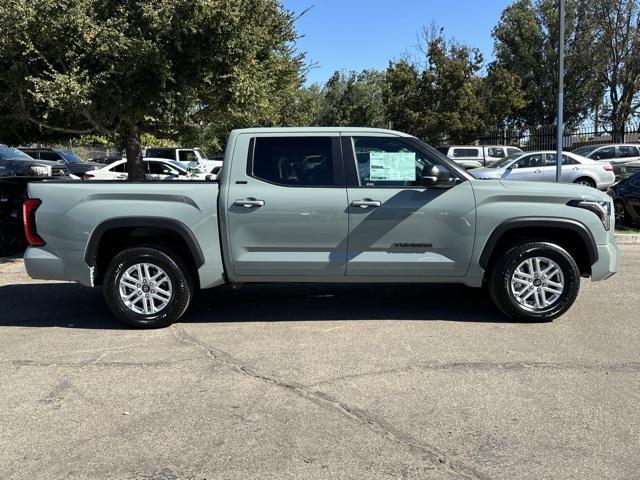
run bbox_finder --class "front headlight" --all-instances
[29,165,50,176]
[568,199,611,231]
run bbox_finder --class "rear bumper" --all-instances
[591,241,619,281]
[24,246,93,287]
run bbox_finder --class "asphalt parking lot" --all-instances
[1,246,639,480]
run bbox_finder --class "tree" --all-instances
[0,0,306,179]
[316,70,386,128]
[592,0,640,141]
[480,64,527,129]
[384,28,501,144]
[492,0,603,128]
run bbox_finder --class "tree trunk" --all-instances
[123,122,146,181]
[611,117,626,143]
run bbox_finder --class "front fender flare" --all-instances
[479,217,599,269]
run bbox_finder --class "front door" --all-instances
[225,134,349,277]
[343,136,476,277]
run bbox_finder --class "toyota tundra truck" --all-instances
[22,127,619,328]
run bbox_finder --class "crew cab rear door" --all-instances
[342,135,476,277]
[224,133,349,277]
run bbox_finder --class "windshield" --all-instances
[60,150,83,163]
[573,146,599,157]
[490,153,522,168]
[0,147,34,161]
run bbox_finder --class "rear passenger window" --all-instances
[452,148,480,157]
[507,148,521,155]
[112,162,128,173]
[251,137,334,187]
[487,147,505,158]
[619,146,639,158]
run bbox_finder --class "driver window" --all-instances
[513,154,543,168]
[352,137,435,187]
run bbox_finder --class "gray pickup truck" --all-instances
[23,127,619,328]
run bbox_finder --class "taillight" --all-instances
[603,164,614,172]
[23,198,45,246]
[84,172,95,180]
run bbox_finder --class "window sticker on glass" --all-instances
[369,152,416,181]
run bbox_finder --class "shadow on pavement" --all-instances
[0,281,513,329]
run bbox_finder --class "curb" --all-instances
[614,234,640,244]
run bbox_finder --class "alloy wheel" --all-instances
[510,257,565,312]
[118,262,173,315]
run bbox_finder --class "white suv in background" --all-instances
[437,145,523,169]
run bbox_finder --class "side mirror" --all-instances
[421,165,455,188]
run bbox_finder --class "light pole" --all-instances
[556,0,565,182]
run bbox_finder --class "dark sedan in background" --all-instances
[608,173,640,227]
[19,147,101,177]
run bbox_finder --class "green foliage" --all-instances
[384,28,525,144]
[0,0,307,178]
[316,70,386,128]
[492,0,603,128]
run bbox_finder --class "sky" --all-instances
[281,0,513,85]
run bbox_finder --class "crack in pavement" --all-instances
[308,361,640,387]
[171,324,491,480]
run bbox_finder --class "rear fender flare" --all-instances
[84,217,205,268]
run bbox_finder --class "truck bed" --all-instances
[25,181,225,289]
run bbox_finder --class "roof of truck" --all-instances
[231,127,413,137]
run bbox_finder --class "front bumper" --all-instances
[591,241,619,281]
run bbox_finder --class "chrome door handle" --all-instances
[534,169,543,173]
[234,199,265,208]
[351,199,381,208]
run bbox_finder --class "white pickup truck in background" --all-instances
[145,147,222,176]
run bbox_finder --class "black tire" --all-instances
[614,200,628,227]
[102,247,193,328]
[488,242,581,322]
[574,177,596,188]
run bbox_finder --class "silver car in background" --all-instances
[469,151,616,190]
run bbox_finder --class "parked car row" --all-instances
[469,151,616,190]
[19,147,103,177]
[439,142,640,175]
[436,145,523,169]
[84,158,214,181]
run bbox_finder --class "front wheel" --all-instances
[488,242,581,322]
[614,200,628,226]
[103,247,194,328]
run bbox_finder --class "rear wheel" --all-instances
[103,247,193,328]
[488,242,580,322]
[574,177,596,188]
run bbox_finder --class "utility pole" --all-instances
[556,0,565,182]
